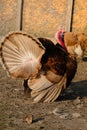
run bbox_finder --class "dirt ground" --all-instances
[0,60,87,130]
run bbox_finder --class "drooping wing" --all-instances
[28,72,67,103]
[0,32,45,79]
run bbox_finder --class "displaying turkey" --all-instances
[0,29,85,103]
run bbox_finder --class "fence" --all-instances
[0,0,87,38]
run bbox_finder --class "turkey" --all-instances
[0,30,85,103]
[61,31,87,61]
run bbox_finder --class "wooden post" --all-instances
[20,0,24,30]
[17,0,24,31]
[65,0,74,32]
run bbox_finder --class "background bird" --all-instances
[62,31,87,61]
[0,29,86,103]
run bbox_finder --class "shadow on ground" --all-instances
[57,80,87,101]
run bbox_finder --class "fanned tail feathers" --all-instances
[0,32,45,79]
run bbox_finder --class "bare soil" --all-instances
[0,60,87,130]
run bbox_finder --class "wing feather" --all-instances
[28,73,67,103]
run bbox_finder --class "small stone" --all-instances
[59,113,69,119]
[52,108,59,115]
[52,108,69,119]
[24,114,33,124]
[76,104,83,108]
[72,113,81,118]
[73,97,81,105]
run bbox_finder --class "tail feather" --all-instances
[0,32,45,79]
